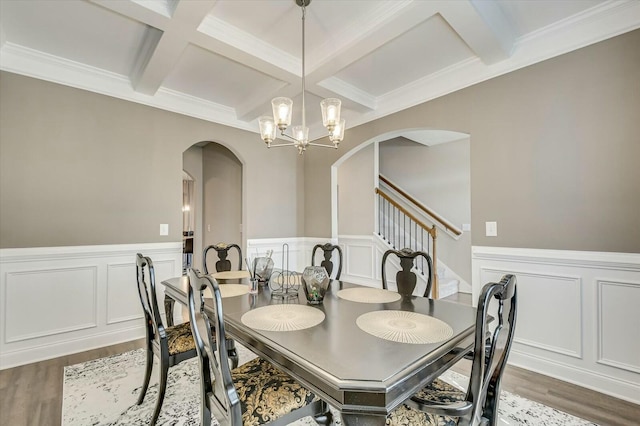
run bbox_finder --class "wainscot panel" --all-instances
[597,279,640,374]
[0,242,182,369]
[472,246,640,404]
[248,237,330,273]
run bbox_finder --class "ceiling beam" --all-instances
[130,28,188,95]
[301,1,439,104]
[439,0,516,64]
[93,0,217,95]
[131,0,216,95]
[90,0,171,30]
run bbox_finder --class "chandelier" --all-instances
[259,0,345,155]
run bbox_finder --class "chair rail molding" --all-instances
[472,245,640,405]
[0,242,182,369]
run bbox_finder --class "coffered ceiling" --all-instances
[1,0,639,142]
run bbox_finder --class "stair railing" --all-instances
[379,174,462,237]
[375,187,440,298]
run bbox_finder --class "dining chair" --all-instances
[187,268,332,426]
[311,242,343,280]
[135,253,198,425]
[387,274,518,426]
[135,254,239,425]
[381,247,434,297]
[203,242,242,274]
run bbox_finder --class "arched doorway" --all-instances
[332,128,472,293]
[183,141,244,272]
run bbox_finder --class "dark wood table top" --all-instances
[162,276,475,425]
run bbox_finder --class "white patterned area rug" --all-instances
[62,345,597,426]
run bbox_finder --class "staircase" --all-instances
[376,175,464,299]
[437,267,460,299]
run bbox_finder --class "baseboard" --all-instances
[510,350,640,405]
[0,326,144,369]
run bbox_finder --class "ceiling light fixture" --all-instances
[259,0,345,155]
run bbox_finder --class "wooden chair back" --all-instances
[311,243,343,280]
[408,274,518,425]
[381,248,434,297]
[187,268,242,425]
[203,243,242,274]
[136,253,165,342]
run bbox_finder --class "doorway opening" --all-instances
[183,142,244,272]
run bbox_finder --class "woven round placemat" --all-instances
[337,287,401,304]
[218,284,249,298]
[356,310,453,344]
[241,305,325,332]
[202,284,249,299]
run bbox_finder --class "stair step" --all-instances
[438,278,459,299]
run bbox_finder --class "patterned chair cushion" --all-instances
[166,322,196,355]
[166,322,237,357]
[386,378,465,426]
[232,357,319,426]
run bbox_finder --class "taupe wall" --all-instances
[338,143,375,235]
[305,29,640,253]
[0,72,304,248]
[380,137,470,228]
[2,30,639,252]
[202,143,242,253]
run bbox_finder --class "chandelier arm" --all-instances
[267,142,298,148]
[278,131,301,143]
[307,142,339,148]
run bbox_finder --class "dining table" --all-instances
[162,275,476,426]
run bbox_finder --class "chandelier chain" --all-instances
[301,2,306,131]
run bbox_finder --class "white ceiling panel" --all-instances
[163,44,286,106]
[209,0,379,59]
[1,0,147,76]
[334,14,475,97]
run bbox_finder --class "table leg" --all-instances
[164,295,175,327]
[341,413,387,426]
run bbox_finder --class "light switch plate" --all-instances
[160,224,169,236]
[485,221,497,237]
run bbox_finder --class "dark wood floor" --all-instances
[1,294,638,425]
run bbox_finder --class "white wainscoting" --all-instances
[246,237,338,274]
[248,235,382,286]
[339,234,454,297]
[0,242,182,369]
[249,235,459,298]
[472,246,640,404]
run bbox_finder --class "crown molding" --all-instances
[0,42,254,132]
[318,77,377,110]
[347,0,640,129]
[1,0,638,138]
